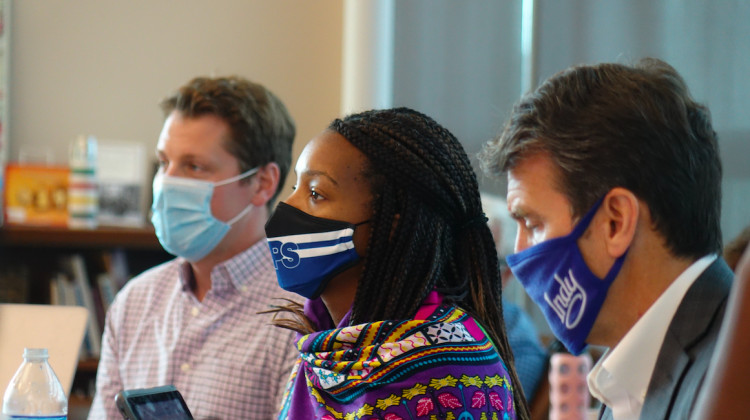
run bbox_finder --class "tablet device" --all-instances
[115,385,194,420]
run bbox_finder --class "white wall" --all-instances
[8,0,343,205]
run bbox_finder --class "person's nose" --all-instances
[514,231,528,253]
[162,163,180,177]
[283,189,304,212]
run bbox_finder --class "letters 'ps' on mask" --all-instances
[506,197,628,355]
[264,202,366,299]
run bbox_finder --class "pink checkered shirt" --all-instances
[88,240,300,420]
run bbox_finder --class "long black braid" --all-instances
[329,108,529,419]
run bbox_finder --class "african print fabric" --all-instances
[278,292,517,420]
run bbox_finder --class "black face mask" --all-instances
[264,202,368,299]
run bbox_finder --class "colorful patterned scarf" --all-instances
[278,292,517,420]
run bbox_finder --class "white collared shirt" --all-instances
[587,254,717,420]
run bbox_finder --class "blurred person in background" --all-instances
[89,76,300,419]
[482,193,547,402]
[692,245,750,419]
[723,225,750,272]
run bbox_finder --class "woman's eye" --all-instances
[310,188,323,200]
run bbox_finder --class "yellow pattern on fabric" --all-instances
[386,319,424,342]
[460,374,484,387]
[315,371,515,419]
[356,404,374,417]
[485,374,504,388]
[311,387,325,404]
[430,374,459,390]
[375,394,401,410]
[326,405,344,418]
[282,304,515,420]
[402,383,427,400]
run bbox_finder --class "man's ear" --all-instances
[249,162,280,207]
[601,187,639,258]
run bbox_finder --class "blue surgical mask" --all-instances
[506,197,628,355]
[151,167,258,262]
[264,202,368,299]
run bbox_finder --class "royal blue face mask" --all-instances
[506,197,628,355]
[264,202,367,299]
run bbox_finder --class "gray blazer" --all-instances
[599,258,733,420]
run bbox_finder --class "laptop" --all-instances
[0,304,89,396]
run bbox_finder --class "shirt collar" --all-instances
[588,254,717,419]
[177,240,272,295]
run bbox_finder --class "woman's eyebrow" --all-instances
[303,169,339,186]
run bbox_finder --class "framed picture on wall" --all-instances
[96,139,147,227]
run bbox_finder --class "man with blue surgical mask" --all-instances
[481,58,732,420]
[89,76,301,420]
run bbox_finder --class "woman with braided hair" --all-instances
[265,107,529,420]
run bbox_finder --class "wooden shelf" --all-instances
[0,225,161,249]
[77,358,99,373]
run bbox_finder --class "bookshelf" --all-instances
[0,225,162,248]
[0,225,171,419]
[0,225,170,284]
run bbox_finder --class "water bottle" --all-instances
[548,351,592,420]
[1,348,67,420]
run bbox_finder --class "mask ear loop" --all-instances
[216,166,261,226]
[213,167,260,187]
[227,204,255,226]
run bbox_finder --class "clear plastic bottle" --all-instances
[1,348,67,420]
[548,351,592,420]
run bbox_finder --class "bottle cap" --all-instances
[23,348,49,359]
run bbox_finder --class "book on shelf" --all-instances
[0,264,29,303]
[96,139,147,228]
[3,163,69,227]
[96,272,118,313]
[49,272,75,307]
[100,248,131,290]
[57,254,102,359]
